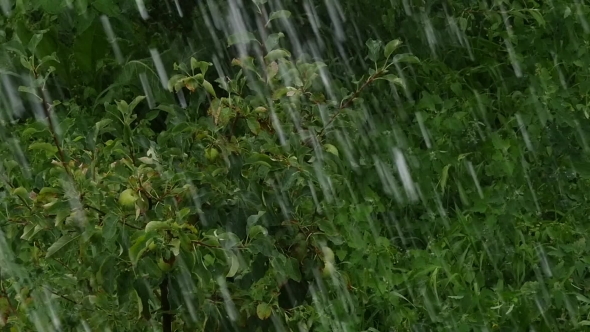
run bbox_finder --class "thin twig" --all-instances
[318,71,384,137]
[32,68,72,178]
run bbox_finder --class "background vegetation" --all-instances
[1,0,590,331]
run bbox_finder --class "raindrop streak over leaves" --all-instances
[0,0,589,331]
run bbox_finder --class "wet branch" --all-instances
[318,70,384,137]
[32,68,72,178]
[160,275,172,332]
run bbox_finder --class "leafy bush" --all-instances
[3,0,590,331]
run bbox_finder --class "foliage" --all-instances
[1,0,590,331]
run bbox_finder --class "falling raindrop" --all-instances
[139,72,155,109]
[516,113,534,153]
[466,160,483,198]
[415,111,431,149]
[216,276,238,321]
[393,148,417,202]
[100,16,124,64]
[135,0,149,20]
[504,39,522,78]
[150,48,169,89]
[173,0,184,17]
[0,0,9,16]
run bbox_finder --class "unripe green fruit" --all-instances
[12,187,29,200]
[118,189,138,208]
[196,131,208,140]
[294,244,307,261]
[321,262,335,278]
[205,147,219,161]
[147,240,157,251]
[158,258,173,272]
[322,246,335,263]
[145,220,173,233]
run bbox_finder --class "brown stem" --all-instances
[32,70,71,177]
[160,276,172,332]
[52,257,75,274]
[121,220,142,230]
[43,286,78,305]
[85,204,105,215]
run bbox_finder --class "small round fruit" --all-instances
[321,262,336,278]
[158,258,173,272]
[145,220,173,233]
[147,240,157,251]
[196,131,208,140]
[118,189,138,208]
[321,246,335,263]
[12,187,29,199]
[205,147,219,161]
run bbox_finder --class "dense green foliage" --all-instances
[2,0,590,331]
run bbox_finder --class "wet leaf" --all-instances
[324,144,339,157]
[384,39,402,58]
[226,252,239,278]
[268,10,292,23]
[28,142,58,156]
[227,32,259,47]
[256,303,272,320]
[46,233,80,258]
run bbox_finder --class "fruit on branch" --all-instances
[118,189,139,209]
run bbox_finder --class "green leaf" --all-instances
[129,233,152,266]
[265,33,285,51]
[20,224,35,241]
[248,225,268,239]
[256,303,272,320]
[392,53,420,64]
[190,57,199,72]
[264,49,291,62]
[46,233,80,258]
[134,280,152,320]
[285,257,301,282]
[28,142,58,156]
[247,118,261,135]
[102,213,118,240]
[170,239,181,256]
[576,293,590,304]
[93,0,120,16]
[227,32,259,47]
[324,144,339,157]
[366,39,382,62]
[38,53,60,67]
[128,95,146,113]
[202,80,216,97]
[381,74,406,89]
[247,211,266,226]
[226,252,239,278]
[168,74,186,92]
[28,33,44,53]
[528,9,545,26]
[39,0,66,14]
[97,256,118,294]
[268,10,291,23]
[18,86,42,101]
[190,59,211,75]
[384,39,402,58]
[19,56,33,71]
